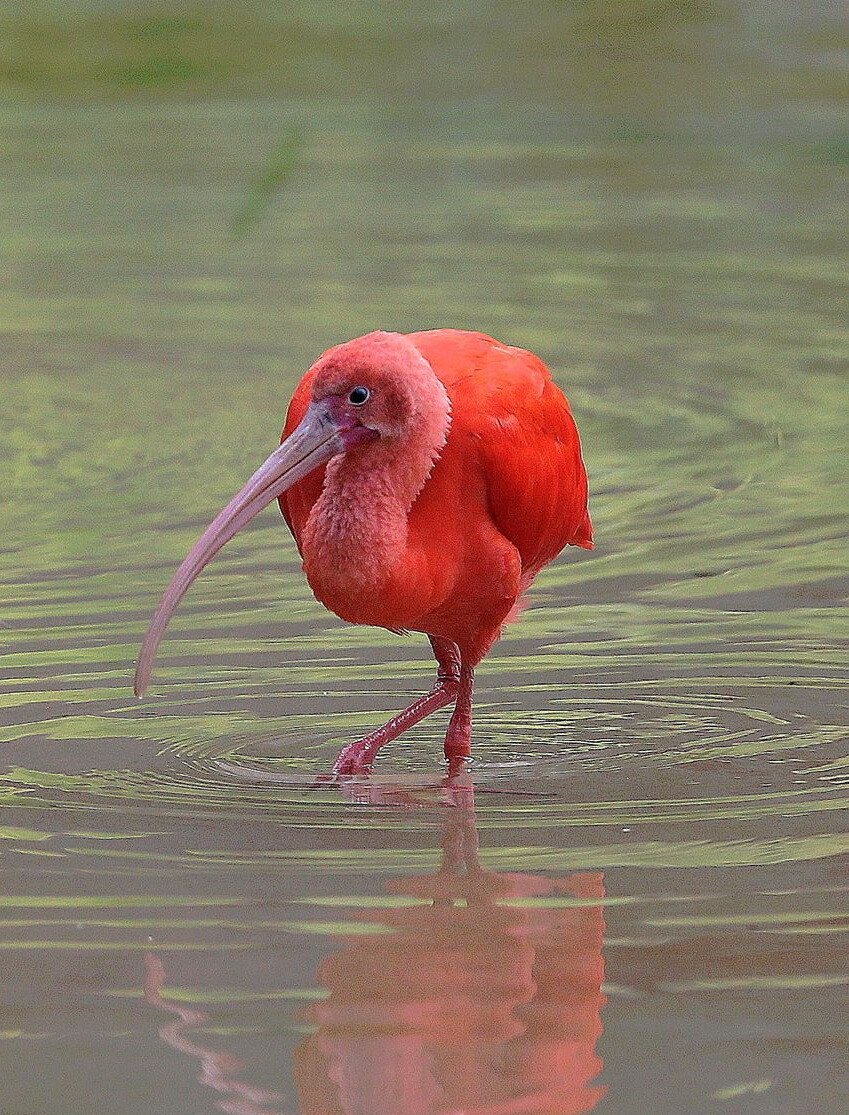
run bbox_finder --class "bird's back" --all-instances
[407,330,593,579]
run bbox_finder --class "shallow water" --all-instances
[1,2,847,1113]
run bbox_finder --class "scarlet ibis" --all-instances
[134,329,592,774]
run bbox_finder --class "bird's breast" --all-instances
[299,487,417,630]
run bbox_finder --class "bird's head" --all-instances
[133,331,450,697]
[307,330,451,447]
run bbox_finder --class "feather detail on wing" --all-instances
[409,331,593,584]
[475,374,593,576]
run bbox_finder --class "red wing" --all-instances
[409,331,593,579]
[474,378,593,579]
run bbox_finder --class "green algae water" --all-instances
[1,2,847,1113]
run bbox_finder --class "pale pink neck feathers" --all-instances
[301,333,452,599]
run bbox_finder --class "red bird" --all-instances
[134,330,593,774]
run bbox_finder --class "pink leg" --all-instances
[443,664,475,773]
[333,637,461,776]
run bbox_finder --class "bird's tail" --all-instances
[572,509,594,550]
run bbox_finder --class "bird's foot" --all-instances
[332,739,379,777]
[442,664,473,767]
[329,665,462,777]
[445,754,472,780]
[443,726,471,770]
[441,763,474,809]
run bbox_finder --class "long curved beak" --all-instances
[133,404,343,697]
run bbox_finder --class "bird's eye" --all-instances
[348,386,370,406]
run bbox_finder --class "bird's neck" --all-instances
[300,407,450,623]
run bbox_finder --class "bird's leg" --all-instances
[332,636,461,776]
[443,663,475,773]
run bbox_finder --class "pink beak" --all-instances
[134,403,347,697]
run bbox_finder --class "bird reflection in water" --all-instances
[144,952,287,1115]
[145,776,606,1115]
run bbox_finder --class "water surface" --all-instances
[1,2,847,1113]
